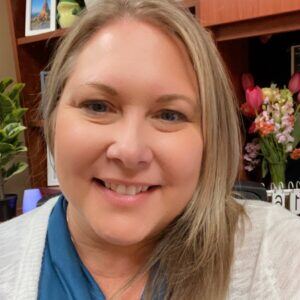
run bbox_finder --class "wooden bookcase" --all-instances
[5,0,199,188]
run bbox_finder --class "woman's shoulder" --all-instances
[238,199,300,237]
[230,199,300,299]
[0,196,59,299]
[0,195,59,238]
[236,199,300,257]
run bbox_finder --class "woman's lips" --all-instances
[93,178,160,207]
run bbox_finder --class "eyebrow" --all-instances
[86,81,197,107]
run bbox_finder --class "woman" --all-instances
[1,1,300,299]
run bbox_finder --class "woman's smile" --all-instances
[93,177,162,207]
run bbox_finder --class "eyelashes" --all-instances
[80,100,114,114]
[80,99,188,123]
[155,110,187,122]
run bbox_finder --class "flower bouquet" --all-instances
[241,72,300,188]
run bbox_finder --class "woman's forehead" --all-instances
[66,17,198,98]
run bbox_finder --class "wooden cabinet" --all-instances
[200,0,300,27]
[201,0,300,42]
[5,0,199,188]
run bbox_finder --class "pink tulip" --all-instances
[288,72,300,94]
[240,102,256,117]
[246,86,263,111]
[242,73,255,91]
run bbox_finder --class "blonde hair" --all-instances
[40,0,244,299]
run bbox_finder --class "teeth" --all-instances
[103,181,150,195]
[116,185,126,194]
[141,186,148,192]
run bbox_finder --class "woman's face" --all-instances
[54,18,203,247]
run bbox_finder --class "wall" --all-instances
[0,1,30,203]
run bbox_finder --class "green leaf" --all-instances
[15,146,27,153]
[2,123,26,140]
[292,111,300,148]
[0,93,14,122]
[3,108,28,124]
[0,143,15,154]
[0,130,5,141]
[261,158,268,178]
[0,153,13,167]
[4,162,27,181]
[0,78,13,93]
[6,83,25,107]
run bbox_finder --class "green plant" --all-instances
[0,78,28,200]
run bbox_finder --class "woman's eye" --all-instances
[81,100,112,113]
[157,110,187,122]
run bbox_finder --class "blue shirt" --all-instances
[38,195,105,300]
[38,195,165,299]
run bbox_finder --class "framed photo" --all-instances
[291,45,300,75]
[25,0,56,36]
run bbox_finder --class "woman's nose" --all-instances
[106,120,153,170]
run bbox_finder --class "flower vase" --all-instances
[269,161,286,188]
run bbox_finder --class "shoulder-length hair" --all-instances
[40,1,244,299]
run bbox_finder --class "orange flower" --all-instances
[290,149,300,160]
[256,121,275,136]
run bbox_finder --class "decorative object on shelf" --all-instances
[22,188,42,213]
[241,72,300,188]
[267,181,300,215]
[291,45,300,75]
[0,78,28,222]
[57,0,83,28]
[25,0,57,36]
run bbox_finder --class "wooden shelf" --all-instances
[17,28,67,45]
[211,10,300,41]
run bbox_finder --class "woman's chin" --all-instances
[100,233,149,248]
[94,227,153,248]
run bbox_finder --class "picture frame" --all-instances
[291,45,300,75]
[25,0,57,36]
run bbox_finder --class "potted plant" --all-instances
[0,77,28,222]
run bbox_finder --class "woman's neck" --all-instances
[66,204,152,298]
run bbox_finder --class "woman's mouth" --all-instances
[93,178,160,205]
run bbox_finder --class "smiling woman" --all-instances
[1,1,300,300]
